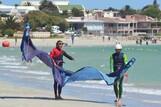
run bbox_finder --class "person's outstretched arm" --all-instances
[63,51,74,60]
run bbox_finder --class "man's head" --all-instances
[115,43,122,53]
[56,40,64,49]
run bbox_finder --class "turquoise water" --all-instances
[0,45,161,91]
[0,45,161,107]
[61,45,161,86]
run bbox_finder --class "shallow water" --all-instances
[0,45,161,107]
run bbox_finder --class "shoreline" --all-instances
[0,36,161,47]
[0,37,161,107]
[1,79,161,107]
[0,81,114,107]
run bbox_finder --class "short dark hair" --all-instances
[56,40,63,46]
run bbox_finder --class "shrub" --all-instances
[2,29,15,37]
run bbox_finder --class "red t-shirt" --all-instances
[50,47,63,59]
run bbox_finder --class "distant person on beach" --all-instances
[50,40,74,99]
[71,33,75,44]
[110,43,128,105]
[136,39,139,44]
[15,36,17,46]
[139,39,142,45]
[108,36,111,41]
[152,38,157,44]
[102,36,105,42]
[146,41,149,45]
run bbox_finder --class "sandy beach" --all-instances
[0,36,129,107]
[0,81,114,107]
[1,36,160,47]
[0,36,161,107]
[0,37,161,107]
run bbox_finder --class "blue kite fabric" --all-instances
[20,23,136,87]
[20,23,54,68]
[64,58,135,86]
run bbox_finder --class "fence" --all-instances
[14,31,51,38]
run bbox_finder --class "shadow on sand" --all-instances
[0,96,111,104]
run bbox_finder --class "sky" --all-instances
[1,0,161,9]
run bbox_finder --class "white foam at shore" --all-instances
[1,67,161,96]
[143,100,161,104]
[0,56,17,61]
[80,80,134,86]
[1,65,28,69]
[19,75,52,81]
[0,62,21,66]
[124,87,161,96]
[9,69,50,75]
[66,81,161,96]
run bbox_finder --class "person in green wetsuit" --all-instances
[110,43,128,105]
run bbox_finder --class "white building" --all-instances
[84,20,104,34]
[66,17,104,35]
[104,11,120,18]
[0,4,37,15]
[21,0,69,6]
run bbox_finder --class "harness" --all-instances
[112,52,125,71]
[51,48,64,66]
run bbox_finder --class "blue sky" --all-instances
[1,0,161,9]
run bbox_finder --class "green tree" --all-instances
[0,16,19,36]
[2,29,15,37]
[153,0,159,8]
[22,1,32,6]
[5,16,20,30]
[0,15,22,37]
[0,16,2,24]
[27,11,69,31]
[62,10,68,16]
[39,0,59,15]
[14,4,18,8]
[142,5,151,11]
[120,5,136,18]
[141,5,160,19]
[1,16,21,37]
[82,27,87,34]
[58,21,69,32]
[27,11,49,30]
[0,17,4,34]
[104,7,118,11]
[72,8,84,17]
[26,2,32,6]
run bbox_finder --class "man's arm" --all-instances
[63,51,74,60]
[123,54,128,64]
[110,55,113,72]
[123,54,128,79]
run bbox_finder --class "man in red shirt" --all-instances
[50,40,74,99]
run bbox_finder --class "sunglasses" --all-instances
[58,43,64,45]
